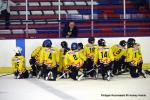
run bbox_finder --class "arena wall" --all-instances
[0,37,150,68]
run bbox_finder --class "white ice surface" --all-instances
[0,74,150,100]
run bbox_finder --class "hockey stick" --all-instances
[0,73,13,77]
[77,65,100,81]
[56,71,68,81]
[57,67,84,81]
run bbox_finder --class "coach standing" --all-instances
[62,21,78,38]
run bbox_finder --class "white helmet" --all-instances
[14,47,22,54]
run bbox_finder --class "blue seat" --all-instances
[114,8,138,14]
[79,10,103,14]
[112,27,124,32]
[37,28,59,34]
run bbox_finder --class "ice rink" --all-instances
[0,74,150,100]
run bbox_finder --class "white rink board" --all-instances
[0,40,16,67]
[0,37,150,67]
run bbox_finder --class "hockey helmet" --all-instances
[119,40,126,47]
[71,43,78,50]
[61,41,68,48]
[78,42,83,50]
[88,37,95,44]
[127,38,135,48]
[14,47,22,54]
[98,39,106,46]
[43,39,52,47]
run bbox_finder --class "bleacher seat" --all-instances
[52,2,63,6]
[55,10,67,14]
[10,11,18,15]
[43,11,54,15]
[19,11,30,15]
[40,2,51,6]
[29,2,39,6]
[0,30,11,34]
[75,2,87,6]
[12,29,24,34]
[64,2,75,6]
[0,0,149,38]
[67,10,79,14]
[31,11,42,15]
[87,1,98,6]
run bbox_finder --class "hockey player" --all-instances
[111,40,127,75]
[134,43,145,77]
[78,42,86,60]
[12,47,29,79]
[84,37,97,77]
[126,38,146,78]
[94,39,114,81]
[39,39,59,81]
[58,41,70,78]
[64,43,86,80]
[29,41,46,77]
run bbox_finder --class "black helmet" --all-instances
[119,40,126,47]
[78,43,83,50]
[127,38,135,44]
[98,39,105,46]
[127,38,135,48]
[61,41,68,48]
[88,37,95,44]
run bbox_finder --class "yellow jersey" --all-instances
[94,46,114,64]
[12,55,26,72]
[64,50,86,68]
[111,44,126,61]
[31,46,43,63]
[126,44,142,66]
[58,48,70,72]
[39,47,59,68]
[84,43,97,59]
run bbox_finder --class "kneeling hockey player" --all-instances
[58,41,70,78]
[29,40,47,77]
[84,37,97,77]
[94,39,114,81]
[39,39,59,81]
[64,43,86,80]
[126,38,146,78]
[12,47,29,79]
[111,40,127,75]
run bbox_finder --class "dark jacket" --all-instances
[62,25,78,38]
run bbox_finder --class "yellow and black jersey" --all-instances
[94,46,114,64]
[126,44,142,66]
[64,50,86,68]
[39,47,59,68]
[84,43,97,59]
[12,55,26,72]
[78,48,87,61]
[134,43,143,61]
[58,48,70,72]
[111,44,126,61]
[31,46,43,62]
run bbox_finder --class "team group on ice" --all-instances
[12,37,146,81]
